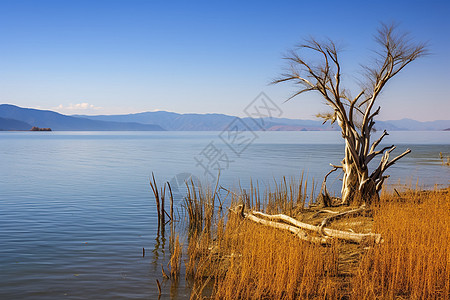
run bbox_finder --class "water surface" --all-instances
[0,131,449,299]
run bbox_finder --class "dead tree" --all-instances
[273,24,427,206]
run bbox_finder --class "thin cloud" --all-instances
[54,103,103,115]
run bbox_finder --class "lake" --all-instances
[0,131,449,299]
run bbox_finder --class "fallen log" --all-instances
[231,205,382,245]
[252,211,382,244]
[246,213,330,245]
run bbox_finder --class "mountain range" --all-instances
[0,104,164,131]
[73,111,334,131]
[1,104,449,131]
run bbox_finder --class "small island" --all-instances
[30,126,52,131]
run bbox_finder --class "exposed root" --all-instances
[319,206,366,228]
[311,209,340,218]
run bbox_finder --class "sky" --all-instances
[0,0,449,121]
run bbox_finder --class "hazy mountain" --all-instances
[0,117,32,131]
[74,111,337,131]
[75,111,250,131]
[0,104,164,131]
[377,119,450,131]
[1,104,448,131]
[76,111,450,131]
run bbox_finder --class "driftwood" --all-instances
[246,213,330,245]
[232,205,382,245]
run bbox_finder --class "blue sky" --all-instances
[0,0,448,121]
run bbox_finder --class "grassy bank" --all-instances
[352,189,449,299]
[164,181,449,299]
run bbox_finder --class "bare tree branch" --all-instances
[365,144,395,165]
[370,130,389,154]
[385,148,411,170]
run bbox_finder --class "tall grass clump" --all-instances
[352,188,450,299]
[183,178,222,280]
[184,179,218,236]
[169,235,182,281]
[236,174,314,216]
[263,174,314,215]
[440,152,450,166]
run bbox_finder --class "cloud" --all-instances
[55,103,103,114]
[57,103,102,110]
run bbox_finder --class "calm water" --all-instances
[0,131,449,299]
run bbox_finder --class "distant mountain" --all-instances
[372,121,404,131]
[1,104,449,131]
[76,111,450,131]
[0,117,32,131]
[74,111,250,131]
[377,119,450,131]
[0,104,164,131]
[74,111,337,131]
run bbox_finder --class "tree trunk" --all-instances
[340,139,385,206]
[341,140,362,205]
[341,162,358,205]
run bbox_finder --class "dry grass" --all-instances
[352,188,450,299]
[212,215,341,299]
[169,235,182,281]
[184,179,218,237]
[440,152,450,166]
[182,180,449,299]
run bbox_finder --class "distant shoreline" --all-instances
[1,104,450,132]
